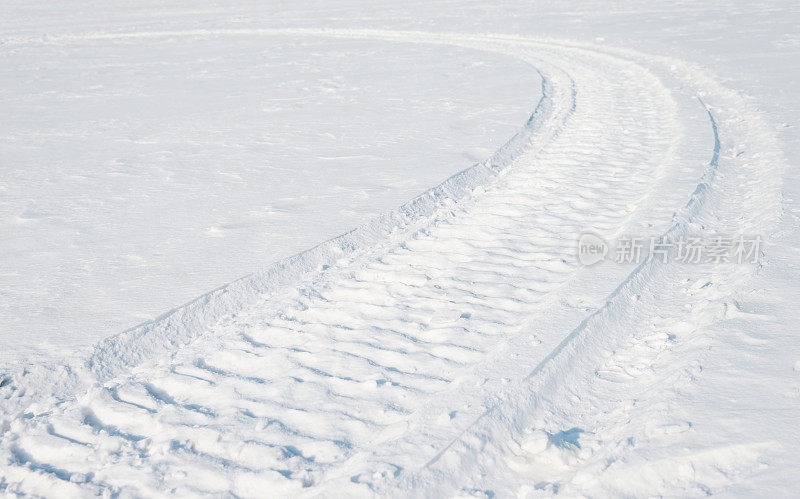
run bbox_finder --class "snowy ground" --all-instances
[0,23,538,365]
[1,1,799,496]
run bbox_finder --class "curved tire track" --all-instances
[0,29,784,496]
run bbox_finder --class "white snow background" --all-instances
[1,0,799,496]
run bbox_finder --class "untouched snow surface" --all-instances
[1,29,539,365]
[2,1,800,496]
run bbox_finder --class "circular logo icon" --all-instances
[577,232,608,266]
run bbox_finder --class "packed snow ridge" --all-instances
[2,18,799,499]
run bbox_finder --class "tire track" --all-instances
[2,29,781,496]
[375,40,784,498]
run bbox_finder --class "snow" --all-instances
[0,29,538,365]
[1,0,799,496]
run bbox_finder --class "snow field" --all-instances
[3,28,788,496]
